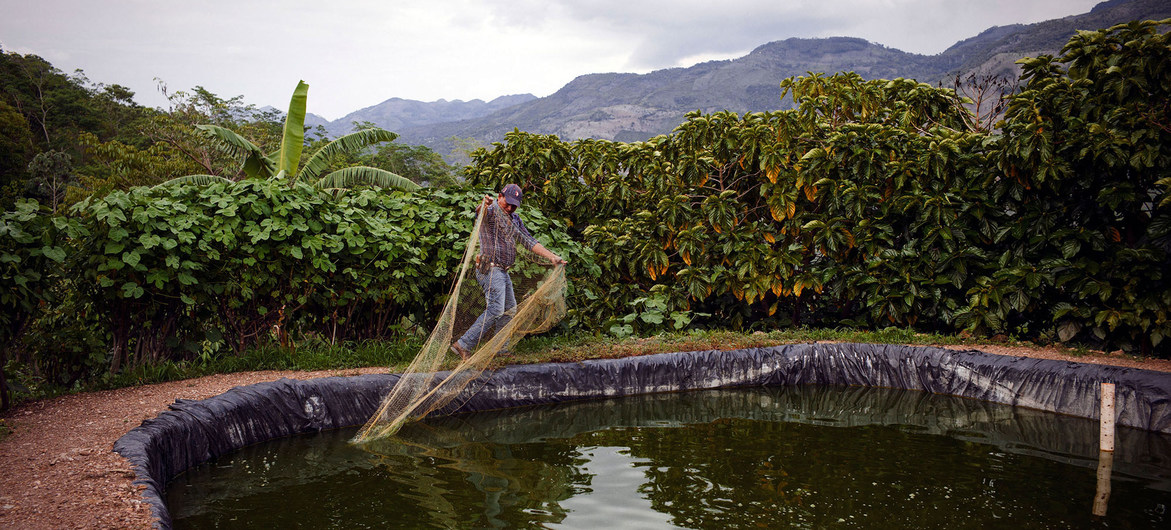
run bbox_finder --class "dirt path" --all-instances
[0,348,1168,529]
[0,367,387,529]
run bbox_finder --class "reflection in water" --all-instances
[558,446,676,529]
[166,386,1171,528]
[367,421,584,528]
[1095,450,1114,517]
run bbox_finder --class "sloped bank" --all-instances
[115,343,1171,528]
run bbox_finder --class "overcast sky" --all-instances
[1,0,1103,120]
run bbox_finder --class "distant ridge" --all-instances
[322,94,536,138]
[317,0,1169,156]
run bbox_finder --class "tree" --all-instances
[0,99,35,205]
[25,150,74,212]
[71,130,203,203]
[65,84,276,202]
[137,83,280,179]
[0,50,105,152]
[977,19,1171,354]
[364,143,456,187]
[447,135,487,169]
[1,49,188,205]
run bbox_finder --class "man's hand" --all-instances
[475,194,492,214]
[532,244,566,266]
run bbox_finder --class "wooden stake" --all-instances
[1100,382,1115,452]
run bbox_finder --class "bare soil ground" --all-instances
[1,347,1168,529]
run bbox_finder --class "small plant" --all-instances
[0,419,11,442]
[606,286,705,338]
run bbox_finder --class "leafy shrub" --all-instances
[0,200,71,409]
[67,180,586,371]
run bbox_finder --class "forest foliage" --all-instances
[0,19,1168,409]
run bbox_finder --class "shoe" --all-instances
[450,343,470,360]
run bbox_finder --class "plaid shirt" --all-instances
[479,203,539,269]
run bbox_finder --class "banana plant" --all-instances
[161,81,418,192]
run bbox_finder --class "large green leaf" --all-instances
[153,174,233,188]
[278,80,309,176]
[299,128,399,184]
[316,166,419,192]
[195,124,275,178]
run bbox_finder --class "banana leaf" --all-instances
[299,129,399,183]
[195,124,275,178]
[316,166,419,191]
[278,80,309,176]
[153,174,232,188]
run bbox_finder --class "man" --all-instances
[451,183,566,359]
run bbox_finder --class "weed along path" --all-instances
[1,347,1168,529]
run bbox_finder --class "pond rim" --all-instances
[113,342,1171,528]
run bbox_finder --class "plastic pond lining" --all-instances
[114,343,1171,528]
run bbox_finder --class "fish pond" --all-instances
[166,386,1170,528]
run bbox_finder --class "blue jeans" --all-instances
[457,267,515,351]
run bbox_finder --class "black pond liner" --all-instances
[113,343,1171,528]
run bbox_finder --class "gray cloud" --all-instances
[533,0,1102,67]
[0,0,1107,119]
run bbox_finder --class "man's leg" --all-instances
[456,268,507,352]
[493,272,517,335]
[482,272,518,356]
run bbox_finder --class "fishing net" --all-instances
[353,202,567,443]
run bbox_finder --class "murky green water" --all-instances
[166,386,1171,528]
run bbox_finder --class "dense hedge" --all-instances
[76,181,586,369]
[0,184,584,404]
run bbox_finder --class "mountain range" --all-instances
[314,0,1169,157]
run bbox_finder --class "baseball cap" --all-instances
[501,183,523,207]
